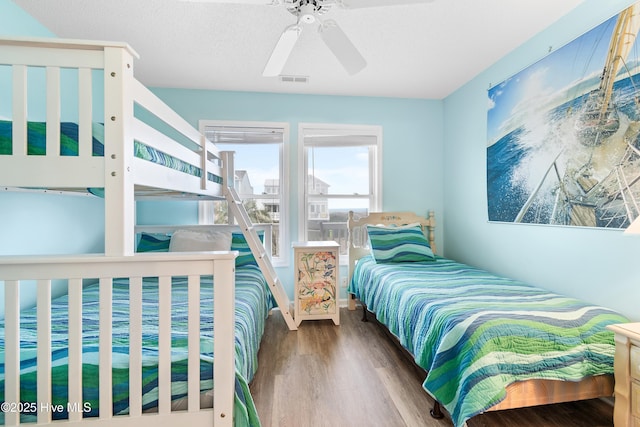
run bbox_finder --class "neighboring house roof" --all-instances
[307,175,330,194]
[236,170,249,182]
[235,170,254,194]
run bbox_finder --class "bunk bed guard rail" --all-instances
[0,252,237,427]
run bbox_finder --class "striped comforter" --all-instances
[349,255,628,427]
[0,264,272,427]
[0,120,223,185]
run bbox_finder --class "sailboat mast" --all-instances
[598,5,640,120]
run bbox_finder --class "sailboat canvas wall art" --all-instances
[487,1,640,229]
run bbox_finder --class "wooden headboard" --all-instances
[346,211,436,310]
[347,210,436,251]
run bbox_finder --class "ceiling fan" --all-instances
[182,0,434,76]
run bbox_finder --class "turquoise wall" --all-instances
[145,89,443,297]
[443,0,639,320]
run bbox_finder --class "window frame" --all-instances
[297,123,383,249]
[198,120,290,267]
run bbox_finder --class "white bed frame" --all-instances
[0,253,236,427]
[0,37,248,426]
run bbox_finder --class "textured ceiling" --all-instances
[13,0,584,99]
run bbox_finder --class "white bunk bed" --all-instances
[0,37,265,427]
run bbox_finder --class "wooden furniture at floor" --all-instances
[292,241,340,326]
[608,322,640,427]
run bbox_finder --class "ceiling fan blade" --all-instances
[337,0,433,8]
[318,19,366,75]
[263,24,302,76]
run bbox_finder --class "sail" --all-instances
[598,4,640,119]
[575,4,640,145]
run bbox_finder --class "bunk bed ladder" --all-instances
[225,187,297,331]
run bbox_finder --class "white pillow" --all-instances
[370,222,421,229]
[169,229,231,252]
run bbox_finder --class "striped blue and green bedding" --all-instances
[0,120,223,185]
[348,255,628,427]
[0,264,272,427]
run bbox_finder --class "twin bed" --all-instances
[0,37,272,427]
[346,211,628,427]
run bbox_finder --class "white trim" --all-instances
[198,120,290,267]
[0,36,138,57]
[0,186,95,197]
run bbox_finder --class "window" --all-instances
[299,123,382,255]
[199,121,289,265]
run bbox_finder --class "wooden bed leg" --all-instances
[348,293,357,310]
[361,304,368,322]
[430,401,444,419]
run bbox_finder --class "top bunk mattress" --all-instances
[348,254,629,427]
[0,120,223,189]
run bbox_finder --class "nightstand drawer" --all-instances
[609,324,640,427]
[632,346,640,380]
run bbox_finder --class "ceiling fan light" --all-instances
[299,3,316,23]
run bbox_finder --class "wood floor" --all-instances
[249,307,614,427]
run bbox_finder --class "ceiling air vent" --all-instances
[279,75,309,84]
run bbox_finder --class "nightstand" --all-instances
[608,322,640,427]
[292,241,340,326]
